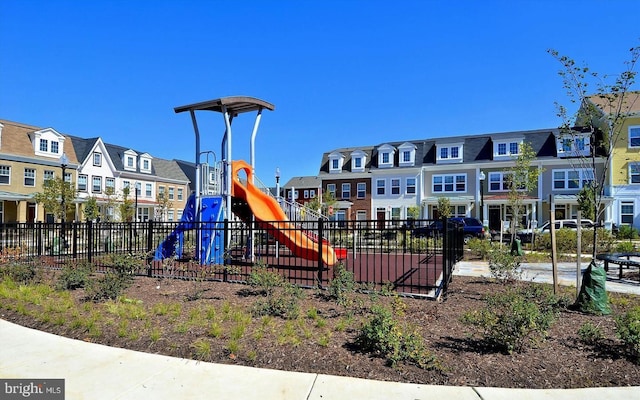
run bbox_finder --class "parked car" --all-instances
[517,219,595,243]
[412,217,487,243]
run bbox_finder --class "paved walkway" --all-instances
[1,262,639,399]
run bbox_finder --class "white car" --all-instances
[517,219,595,242]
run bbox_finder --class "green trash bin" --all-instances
[510,237,523,256]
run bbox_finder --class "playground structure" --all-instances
[154,96,337,267]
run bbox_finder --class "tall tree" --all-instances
[33,177,76,221]
[549,44,639,259]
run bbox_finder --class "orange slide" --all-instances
[231,160,336,266]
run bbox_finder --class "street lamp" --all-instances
[134,182,140,222]
[275,167,281,198]
[59,153,69,241]
[479,171,486,225]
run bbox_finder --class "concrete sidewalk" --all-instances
[1,320,637,400]
[1,262,640,399]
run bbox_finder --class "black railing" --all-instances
[0,218,464,299]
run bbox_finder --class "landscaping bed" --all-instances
[1,267,640,389]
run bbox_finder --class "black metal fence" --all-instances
[0,218,464,299]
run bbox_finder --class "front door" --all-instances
[489,206,501,232]
[376,209,385,230]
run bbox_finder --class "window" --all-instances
[357,182,366,199]
[44,170,54,181]
[575,137,585,151]
[93,152,102,166]
[303,190,309,199]
[0,165,10,184]
[168,210,174,222]
[135,182,141,195]
[146,183,152,197]
[376,179,385,195]
[64,172,71,183]
[159,186,165,197]
[106,177,115,192]
[451,146,459,158]
[621,201,634,224]
[78,175,88,191]
[354,157,362,168]
[51,141,59,154]
[489,172,511,192]
[24,169,35,186]
[440,147,448,159]
[509,142,519,155]
[552,169,594,190]
[327,184,336,197]
[332,159,339,170]
[402,151,411,162]
[630,163,640,184]
[168,187,174,200]
[92,176,102,193]
[177,188,183,200]
[342,183,351,199]
[436,145,462,162]
[39,139,48,152]
[123,180,130,189]
[562,138,572,152]
[176,210,183,220]
[629,126,640,148]
[391,179,400,195]
[126,156,135,168]
[382,152,390,164]
[498,143,507,155]
[143,159,150,171]
[391,207,401,226]
[309,189,316,198]
[433,174,466,193]
[406,178,416,194]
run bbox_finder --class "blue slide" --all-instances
[154,194,224,264]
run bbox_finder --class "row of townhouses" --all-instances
[283,94,640,233]
[0,119,191,223]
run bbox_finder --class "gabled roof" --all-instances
[104,142,156,175]
[68,136,100,164]
[318,146,376,174]
[587,91,640,116]
[283,175,322,189]
[0,119,79,166]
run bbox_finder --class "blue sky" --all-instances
[1,0,639,186]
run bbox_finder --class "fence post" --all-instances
[72,222,78,259]
[36,222,42,256]
[317,218,324,288]
[442,216,449,291]
[223,219,229,283]
[87,220,93,264]
[146,220,154,254]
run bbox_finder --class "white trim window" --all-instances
[0,165,10,185]
[328,151,345,173]
[391,178,400,195]
[24,168,35,187]
[78,175,88,191]
[106,177,115,193]
[145,183,152,197]
[433,174,466,193]
[398,142,416,167]
[377,144,395,168]
[629,126,640,148]
[488,172,510,192]
[326,184,336,198]
[376,179,385,195]
[621,201,634,224]
[39,139,48,152]
[357,182,366,199]
[44,170,54,181]
[493,138,522,160]
[552,169,594,190]
[341,183,351,199]
[406,177,416,195]
[557,133,590,157]
[168,187,174,200]
[93,152,102,167]
[350,150,366,172]
[436,143,463,163]
[178,188,184,200]
[630,163,640,184]
[92,176,102,193]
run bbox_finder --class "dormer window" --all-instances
[377,144,396,168]
[350,150,367,172]
[124,149,138,171]
[328,151,345,174]
[140,153,153,173]
[33,128,64,158]
[435,142,463,164]
[493,138,523,160]
[398,142,416,167]
[555,132,590,158]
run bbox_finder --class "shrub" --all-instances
[328,263,357,306]
[251,283,302,319]
[461,285,561,353]
[248,264,284,296]
[534,228,614,254]
[617,225,639,240]
[85,270,133,302]
[616,241,637,253]
[355,304,438,369]
[467,238,492,260]
[615,306,640,362]
[578,321,604,345]
[56,261,94,290]
[488,247,521,283]
[0,262,38,284]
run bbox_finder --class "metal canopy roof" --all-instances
[174,96,275,115]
